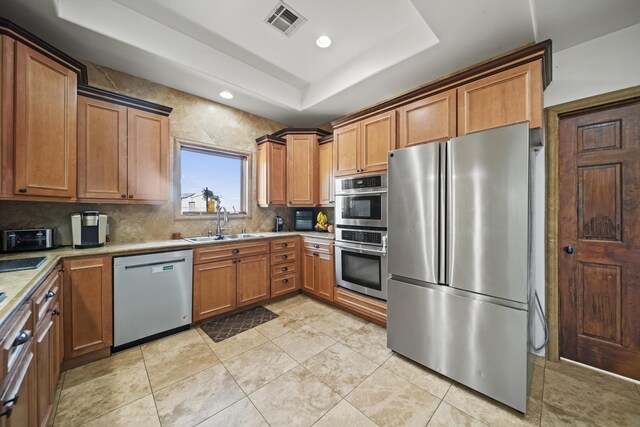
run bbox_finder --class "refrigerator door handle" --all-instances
[439,141,448,285]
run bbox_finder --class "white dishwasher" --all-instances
[113,249,193,350]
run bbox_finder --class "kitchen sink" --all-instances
[183,234,263,243]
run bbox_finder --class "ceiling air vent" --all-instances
[264,1,306,37]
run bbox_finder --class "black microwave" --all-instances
[294,209,314,231]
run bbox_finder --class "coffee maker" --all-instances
[274,216,284,232]
[71,211,108,248]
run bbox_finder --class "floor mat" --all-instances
[199,306,278,343]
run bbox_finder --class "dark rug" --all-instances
[200,306,279,343]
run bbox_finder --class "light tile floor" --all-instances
[52,294,640,427]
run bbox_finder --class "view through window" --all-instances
[180,146,246,216]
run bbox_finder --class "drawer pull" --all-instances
[121,194,127,198]
[281,255,288,260]
[0,395,19,417]
[18,188,27,193]
[45,290,56,299]
[12,331,30,347]
[128,194,134,198]
[282,279,289,284]
[313,253,319,257]
[232,249,240,254]
[313,244,320,248]
[237,258,242,263]
[281,243,288,248]
[281,267,288,272]
[52,309,60,316]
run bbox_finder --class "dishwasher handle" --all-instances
[124,258,186,270]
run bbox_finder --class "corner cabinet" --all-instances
[286,133,319,206]
[334,110,396,177]
[318,135,334,207]
[77,86,172,203]
[256,135,287,207]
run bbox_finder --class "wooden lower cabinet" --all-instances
[1,345,36,427]
[302,249,335,303]
[63,257,112,359]
[302,251,316,294]
[236,254,270,308]
[271,274,297,298]
[35,318,53,427]
[193,259,236,321]
[269,237,300,299]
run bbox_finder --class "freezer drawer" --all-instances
[387,278,529,412]
[114,250,193,348]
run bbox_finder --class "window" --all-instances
[179,145,248,216]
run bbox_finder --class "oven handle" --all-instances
[335,190,387,196]
[335,242,386,255]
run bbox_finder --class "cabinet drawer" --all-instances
[195,241,269,264]
[270,250,296,265]
[271,261,297,277]
[0,303,33,384]
[33,268,61,326]
[302,238,333,254]
[271,273,298,297]
[270,237,297,252]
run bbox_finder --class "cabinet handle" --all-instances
[0,394,18,417]
[313,252,319,257]
[329,201,334,204]
[12,331,30,347]
[232,249,240,254]
[281,267,288,272]
[232,260,237,264]
[313,244,320,248]
[121,194,126,198]
[237,258,241,263]
[270,201,273,204]
[281,255,288,260]
[45,290,55,299]
[281,243,288,248]
[52,309,60,316]
[282,279,289,284]
[18,188,27,193]
[128,195,134,199]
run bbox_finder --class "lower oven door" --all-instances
[335,242,387,301]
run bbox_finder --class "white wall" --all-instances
[544,23,640,108]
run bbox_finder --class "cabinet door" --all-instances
[286,134,317,206]
[193,259,236,321]
[302,251,316,293]
[0,35,14,198]
[256,143,267,206]
[360,111,396,173]
[63,257,112,358]
[35,319,53,427]
[269,142,287,205]
[127,109,169,202]
[237,254,270,307]
[316,253,335,302]
[14,42,77,198]
[334,123,359,177]
[50,299,62,400]
[77,96,128,200]
[397,89,457,148]
[457,61,542,135]
[2,348,36,427]
[318,141,334,206]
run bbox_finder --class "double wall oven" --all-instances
[334,174,388,301]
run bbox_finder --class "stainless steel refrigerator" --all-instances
[387,122,535,413]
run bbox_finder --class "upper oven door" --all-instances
[335,192,387,227]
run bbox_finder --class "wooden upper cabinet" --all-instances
[77,96,127,200]
[0,35,13,199]
[397,89,457,148]
[457,61,543,135]
[236,253,270,307]
[127,109,170,202]
[360,111,396,173]
[193,259,236,321]
[318,139,334,206]
[286,134,317,206]
[334,123,359,177]
[14,42,77,198]
[256,139,286,207]
[63,257,113,358]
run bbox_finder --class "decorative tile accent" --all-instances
[200,306,278,343]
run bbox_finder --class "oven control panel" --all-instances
[342,175,382,190]
[340,230,383,245]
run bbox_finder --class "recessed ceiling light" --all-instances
[219,91,234,99]
[316,35,332,48]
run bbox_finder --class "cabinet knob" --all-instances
[121,194,127,198]
[313,244,320,248]
[313,252,319,257]
[128,194,134,199]
[12,331,29,347]
[564,246,576,255]
[281,255,288,260]
[52,309,60,316]
[232,249,240,254]
[329,201,334,204]
[232,260,237,264]
[45,290,55,299]
[282,267,288,272]
[18,188,27,193]
[281,243,288,248]
[282,279,289,284]
[270,201,273,204]
[237,258,241,263]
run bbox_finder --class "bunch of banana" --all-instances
[315,211,328,231]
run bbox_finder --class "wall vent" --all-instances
[264,1,306,37]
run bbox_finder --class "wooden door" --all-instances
[14,42,77,198]
[397,89,457,149]
[237,254,270,307]
[193,259,236,321]
[316,253,335,302]
[63,257,113,358]
[286,134,317,206]
[318,141,334,206]
[457,61,542,135]
[559,100,640,380]
[334,123,359,177]
[302,251,316,293]
[0,35,14,198]
[360,111,396,173]
[127,109,169,202]
[35,319,53,427]
[269,142,287,205]
[77,96,128,200]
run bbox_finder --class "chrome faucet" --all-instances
[216,205,228,238]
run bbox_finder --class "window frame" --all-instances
[174,138,252,221]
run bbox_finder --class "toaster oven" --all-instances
[1,228,55,253]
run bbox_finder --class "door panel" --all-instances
[361,111,396,173]
[286,134,317,206]
[397,89,457,149]
[236,254,269,307]
[334,123,359,177]
[303,251,315,293]
[559,100,640,380]
[318,141,333,206]
[193,260,236,321]
[316,253,334,302]
[269,143,287,205]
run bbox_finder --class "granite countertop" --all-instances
[0,231,334,325]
